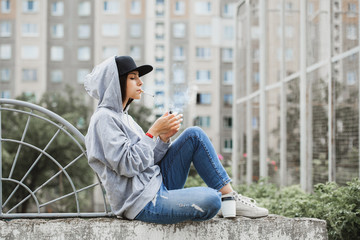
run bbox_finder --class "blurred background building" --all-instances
[0,0,237,163]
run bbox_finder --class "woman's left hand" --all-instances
[159,112,183,142]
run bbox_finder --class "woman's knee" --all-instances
[183,126,206,139]
[196,189,221,220]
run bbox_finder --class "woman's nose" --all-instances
[138,79,143,86]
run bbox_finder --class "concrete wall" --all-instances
[0,215,327,240]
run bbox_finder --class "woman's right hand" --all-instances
[147,112,183,138]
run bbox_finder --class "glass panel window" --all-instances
[51,24,64,38]
[78,47,90,61]
[155,45,164,62]
[102,24,119,37]
[223,3,234,17]
[130,23,141,38]
[51,70,63,83]
[346,25,357,40]
[196,93,211,104]
[22,23,39,37]
[130,46,141,60]
[0,44,11,59]
[0,68,10,81]
[173,67,184,84]
[78,24,90,39]
[194,116,211,128]
[196,24,211,38]
[173,23,185,38]
[195,1,212,15]
[130,0,141,14]
[104,0,119,14]
[174,1,185,15]
[51,46,64,61]
[173,46,185,61]
[223,70,233,85]
[1,0,11,13]
[346,71,357,85]
[1,90,11,99]
[222,48,233,62]
[155,23,164,40]
[77,69,89,83]
[21,46,39,59]
[223,26,234,40]
[223,117,232,128]
[223,138,233,151]
[78,1,91,16]
[196,70,211,83]
[22,0,39,13]
[155,68,165,85]
[22,69,37,81]
[103,47,118,59]
[224,94,233,107]
[196,47,211,59]
[156,0,164,16]
[51,1,64,16]
[0,21,11,37]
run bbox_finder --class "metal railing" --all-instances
[0,98,113,218]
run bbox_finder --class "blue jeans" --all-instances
[135,127,231,224]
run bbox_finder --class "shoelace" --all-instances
[232,192,257,207]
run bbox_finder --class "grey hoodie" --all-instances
[84,56,170,219]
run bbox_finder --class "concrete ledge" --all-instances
[0,215,327,240]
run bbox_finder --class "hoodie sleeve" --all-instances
[92,115,157,178]
[153,138,171,164]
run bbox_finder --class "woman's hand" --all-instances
[147,112,183,141]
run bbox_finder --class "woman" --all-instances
[84,56,268,224]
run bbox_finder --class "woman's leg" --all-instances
[159,126,231,191]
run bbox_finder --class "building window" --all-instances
[21,23,39,37]
[21,46,39,60]
[22,0,39,13]
[1,90,11,99]
[51,1,64,16]
[252,116,258,129]
[196,47,211,59]
[130,23,142,38]
[78,1,91,16]
[155,23,165,40]
[0,21,11,37]
[346,71,357,85]
[224,70,233,85]
[51,70,63,83]
[173,67,184,84]
[78,24,90,39]
[1,0,11,13]
[103,0,119,14]
[194,116,211,128]
[174,1,185,15]
[130,46,141,60]
[155,91,165,108]
[130,0,141,14]
[155,68,165,85]
[173,23,186,38]
[102,23,119,37]
[0,68,10,81]
[223,138,233,152]
[103,47,118,59]
[78,47,90,61]
[173,46,185,61]
[196,93,211,105]
[196,24,211,38]
[22,69,37,81]
[155,45,165,62]
[223,3,234,18]
[346,25,357,40]
[277,26,294,38]
[277,48,293,62]
[155,0,164,16]
[196,70,211,83]
[222,48,233,62]
[51,46,64,61]
[0,44,11,59]
[223,26,234,40]
[77,69,89,84]
[224,94,233,107]
[195,1,211,15]
[51,24,64,38]
[224,117,232,128]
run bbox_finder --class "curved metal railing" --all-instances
[0,98,113,218]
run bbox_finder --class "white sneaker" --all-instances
[221,191,268,218]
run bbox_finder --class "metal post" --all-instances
[358,0,360,179]
[259,0,268,178]
[280,0,287,187]
[246,0,253,185]
[0,104,2,214]
[233,0,246,185]
[300,0,309,191]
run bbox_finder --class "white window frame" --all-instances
[51,24,64,38]
[194,1,212,15]
[78,24,90,39]
[174,1,185,15]
[22,69,37,81]
[130,0,141,15]
[0,44,11,59]
[196,70,211,83]
[103,0,119,14]
[0,21,11,37]
[173,23,186,38]
[0,68,10,81]
[21,23,39,37]
[103,46,118,59]
[77,69,89,84]
[51,1,64,16]
[78,47,91,61]
[51,70,63,83]
[78,1,91,16]
[195,24,211,38]
[51,46,64,61]
[130,23,142,38]
[102,23,119,37]
[1,0,11,13]
[21,46,39,60]
[22,0,39,13]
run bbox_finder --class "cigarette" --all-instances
[141,90,154,98]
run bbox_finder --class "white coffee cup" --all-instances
[221,196,236,218]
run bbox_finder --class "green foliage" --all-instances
[128,102,153,132]
[2,88,93,213]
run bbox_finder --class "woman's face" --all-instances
[125,71,143,101]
